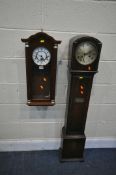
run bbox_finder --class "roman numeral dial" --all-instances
[32,47,51,66]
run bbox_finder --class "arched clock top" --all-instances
[69,35,102,73]
[70,35,102,45]
[21,32,61,45]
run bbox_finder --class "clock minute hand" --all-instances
[84,51,91,56]
[88,51,93,55]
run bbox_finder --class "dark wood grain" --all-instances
[60,36,102,161]
[21,32,61,106]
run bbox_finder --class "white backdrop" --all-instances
[0,0,116,150]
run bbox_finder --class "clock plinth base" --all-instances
[60,127,86,162]
[27,100,55,106]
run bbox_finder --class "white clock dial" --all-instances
[32,47,51,66]
[75,41,98,65]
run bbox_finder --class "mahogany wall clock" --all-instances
[60,35,102,161]
[21,32,61,106]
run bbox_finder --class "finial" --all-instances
[41,28,43,32]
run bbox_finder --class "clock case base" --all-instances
[27,100,55,106]
[60,127,86,162]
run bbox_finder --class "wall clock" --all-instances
[21,32,61,106]
[60,35,102,161]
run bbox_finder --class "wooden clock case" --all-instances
[21,32,61,106]
[60,35,102,161]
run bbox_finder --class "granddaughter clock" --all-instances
[60,36,102,161]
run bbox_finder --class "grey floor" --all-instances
[0,149,116,175]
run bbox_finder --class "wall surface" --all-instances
[0,0,116,150]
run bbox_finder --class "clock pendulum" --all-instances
[60,35,102,161]
[21,32,61,106]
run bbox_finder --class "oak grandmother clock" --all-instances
[60,35,102,161]
[21,32,61,106]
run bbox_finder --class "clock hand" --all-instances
[84,52,90,56]
[40,55,45,61]
[46,56,49,60]
[82,56,85,62]
[84,51,94,56]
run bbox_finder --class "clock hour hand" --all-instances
[44,51,49,60]
[46,56,49,60]
[40,55,45,61]
[84,51,94,56]
[84,52,90,56]
[81,54,85,62]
